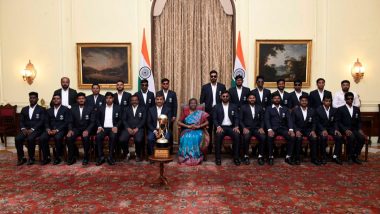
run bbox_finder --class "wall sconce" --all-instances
[351,58,364,83]
[20,60,36,85]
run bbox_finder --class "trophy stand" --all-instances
[148,155,174,188]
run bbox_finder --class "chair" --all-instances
[0,103,17,147]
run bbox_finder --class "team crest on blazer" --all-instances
[138,112,142,118]
[282,112,285,118]
[36,114,40,119]
[309,117,312,122]
[264,97,268,102]
[85,115,89,120]
[243,96,247,101]
[60,115,64,120]
[355,113,359,118]
[123,100,127,105]
[284,100,288,104]
[231,111,235,116]
[99,102,102,106]
[257,113,260,118]
[148,99,151,104]
[330,116,334,121]
[219,91,222,95]
[169,98,172,103]
[115,113,119,117]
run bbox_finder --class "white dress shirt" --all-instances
[93,95,98,104]
[333,91,361,108]
[104,105,114,128]
[250,105,255,119]
[79,106,84,120]
[346,104,354,117]
[117,92,123,104]
[318,89,325,102]
[61,89,69,108]
[29,105,36,120]
[295,91,303,101]
[132,105,138,117]
[163,90,168,101]
[301,107,308,120]
[141,90,148,104]
[236,87,242,100]
[221,103,232,126]
[54,105,61,117]
[257,88,264,102]
[211,83,217,107]
[277,90,284,100]
[324,106,330,119]
[156,106,163,129]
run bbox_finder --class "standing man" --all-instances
[95,92,122,166]
[53,77,77,109]
[337,92,366,164]
[213,91,240,166]
[40,94,70,165]
[240,93,266,165]
[200,70,226,153]
[288,80,308,109]
[15,92,45,166]
[309,78,332,109]
[271,79,291,108]
[251,76,271,110]
[265,94,295,165]
[119,95,146,162]
[113,80,131,111]
[135,79,155,110]
[228,75,250,109]
[66,93,95,165]
[333,80,360,108]
[86,83,105,111]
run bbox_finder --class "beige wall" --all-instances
[1,0,379,111]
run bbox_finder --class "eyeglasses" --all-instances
[222,95,229,98]
[210,75,217,78]
[294,84,301,86]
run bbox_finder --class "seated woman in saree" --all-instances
[177,98,209,165]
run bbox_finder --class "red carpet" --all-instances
[0,152,379,213]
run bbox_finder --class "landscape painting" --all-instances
[77,43,132,89]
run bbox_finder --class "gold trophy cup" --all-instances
[154,114,170,158]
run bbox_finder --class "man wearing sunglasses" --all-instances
[288,80,308,110]
[251,76,271,110]
[333,80,361,108]
[135,79,155,111]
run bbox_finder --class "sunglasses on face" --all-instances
[210,75,217,78]
[222,95,229,98]
[257,80,264,83]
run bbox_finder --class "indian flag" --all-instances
[138,29,155,93]
[232,31,247,87]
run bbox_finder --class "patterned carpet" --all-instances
[0,152,379,213]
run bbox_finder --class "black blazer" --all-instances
[156,90,178,118]
[309,90,332,109]
[288,91,309,109]
[271,90,291,108]
[113,91,132,108]
[96,104,122,129]
[68,104,95,132]
[228,86,250,108]
[86,94,105,110]
[315,106,339,133]
[239,104,264,129]
[19,105,45,132]
[45,105,70,132]
[291,107,316,132]
[122,105,146,129]
[337,105,362,132]
[53,88,77,106]
[200,82,226,113]
[264,105,293,131]
[147,106,172,132]
[135,90,155,109]
[213,103,239,128]
[251,88,271,108]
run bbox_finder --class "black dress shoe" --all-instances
[17,158,27,166]
[53,158,62,165]
[82,158,89,165]
[285,158,294,165]
[353,157,363,165]
[268,158,274,166]
[333,157,343,165]
[96,157,105,166]
[135,156,142,162]
[234,159,241,166]
[41,158,51,165]
[258,157,265,166]
[294,159,301,165]
[107,158,115,165]
[321,159,327,165]
[67,159,76,165]
[243,157,250,165]
[311,160,321,166]
[215,159,222,166]
[27,158,35,165]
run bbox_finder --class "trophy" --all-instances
[154,114,170,158]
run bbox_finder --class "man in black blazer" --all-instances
[251,76,271,110]
[40,94,70,165]
[156,78,178,123]
[240,93,266,165]
[119,95,147,162]
[309,78,332,109]
[66,93,95,165]
[113,80,131,111]
[213,91,241,166]
[228,75,250,109]
[315,96,343,165]
[95,92,122,166]
[147,94,172,157]
[200,70,226,153]
[265,93,295,165]
[337,92,366,164]
[271,79,291,108]
[15,92,45,166]
[292,95,320,165]
[53,77,77,109]
[135,79,155,110]
[288,80,308,110]
[86,83,105,111]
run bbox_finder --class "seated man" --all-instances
[265,94,295,165]
[240,93,266,165]
[292,95,319,165]
[40,94,70,165]
[95,92,122,166]
[147,94,172,158]
[119,95,146,162]
[315,96,343,165]
[15,92,45,166]
[66,92,95,165]
[213,91,240,166]
[337,92,366,164]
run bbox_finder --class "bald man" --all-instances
[53,77,77,109]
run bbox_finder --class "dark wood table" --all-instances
[148,155,174,187]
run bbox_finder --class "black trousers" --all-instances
[242,128,266,156]
[319,129,343,159]
[40,131,66,160]
[119,128,144,157]
[66,128,91,160]
[15,130,41,160]
[215,126,240,160]
[345,130,365,159]
[267,128,295,157]
[295,130,318,161]
[96,128,117,159]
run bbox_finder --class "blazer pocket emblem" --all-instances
[99,102,102,106]
[355,113,359,118]
[282,113,285,118]
[60,115,64,120]
[219,91,222,95]
[123,101,127,105]
[169,98,172,103]
[115,113,119,118]
[264,97,268,102]
[231,111,235,116]
[85,115,89,120]
[284,100,288,104]
[148,99,151,104]
[138,112,142,118]
[36,114,40,119]
[243,96,246,101]
[309,117,312,122]
[330,116,334,121]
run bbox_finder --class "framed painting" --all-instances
[255,40,312,88]
[77,43,132,89]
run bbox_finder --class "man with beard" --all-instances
[53,77,77,109]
